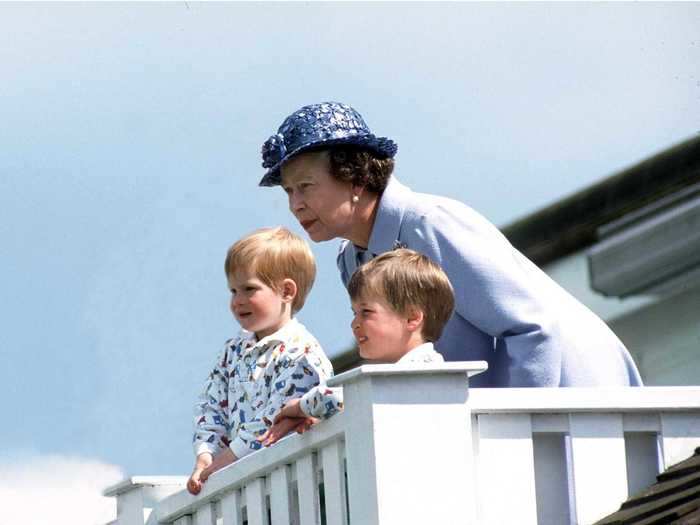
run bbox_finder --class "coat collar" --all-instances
[365,176,411,256]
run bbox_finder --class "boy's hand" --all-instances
[187,452,213,495]
[274,398,304,421]
[259,415,318,447]
[258,398,313,446]
[199,448,237,484]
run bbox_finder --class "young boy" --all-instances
[259,248,454,446]
[187,227,333,495]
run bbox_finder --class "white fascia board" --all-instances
[588,195,700,298]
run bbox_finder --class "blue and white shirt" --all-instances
[193,318,333,459]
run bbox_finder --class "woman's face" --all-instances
[280,151,357,243]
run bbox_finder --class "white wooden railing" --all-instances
[105,363,700,525]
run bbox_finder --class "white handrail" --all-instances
[468,386,700,412]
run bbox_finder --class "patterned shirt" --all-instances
[193,318,333,459]
[299,342,444,419]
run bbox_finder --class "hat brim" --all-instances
[258,134,397,187]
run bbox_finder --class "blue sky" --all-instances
[1,2,699,494]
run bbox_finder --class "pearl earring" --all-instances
[352,195,359,203]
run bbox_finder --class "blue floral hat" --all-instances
[259,101,398,187]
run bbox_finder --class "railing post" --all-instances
[328,362,486,525]
[103,477,187,525]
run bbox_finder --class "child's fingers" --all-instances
[296,417,317,434]
[187,478,201,495]
[260,428,273,446]
[263,430,280,446]
[187,467,204,494]
[263,416,314,447]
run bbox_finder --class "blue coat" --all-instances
[338,177,643,387]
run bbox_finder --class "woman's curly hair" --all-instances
[326,146,395,194]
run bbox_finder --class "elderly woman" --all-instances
[259,102,642,388]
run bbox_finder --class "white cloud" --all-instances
[0,454,124,525]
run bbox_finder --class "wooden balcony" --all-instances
[105,363,700,525]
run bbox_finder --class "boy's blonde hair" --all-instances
[347,249,455,342]
[224,227,316,313]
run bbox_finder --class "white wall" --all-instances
[543,250,700,386]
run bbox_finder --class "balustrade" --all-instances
[105,364,700,525]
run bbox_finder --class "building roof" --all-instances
[502,135,700,266]
[595,447,700,525]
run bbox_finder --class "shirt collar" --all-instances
[365,176,410,256]
[396,342,438,364]
[238,317,301,352]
